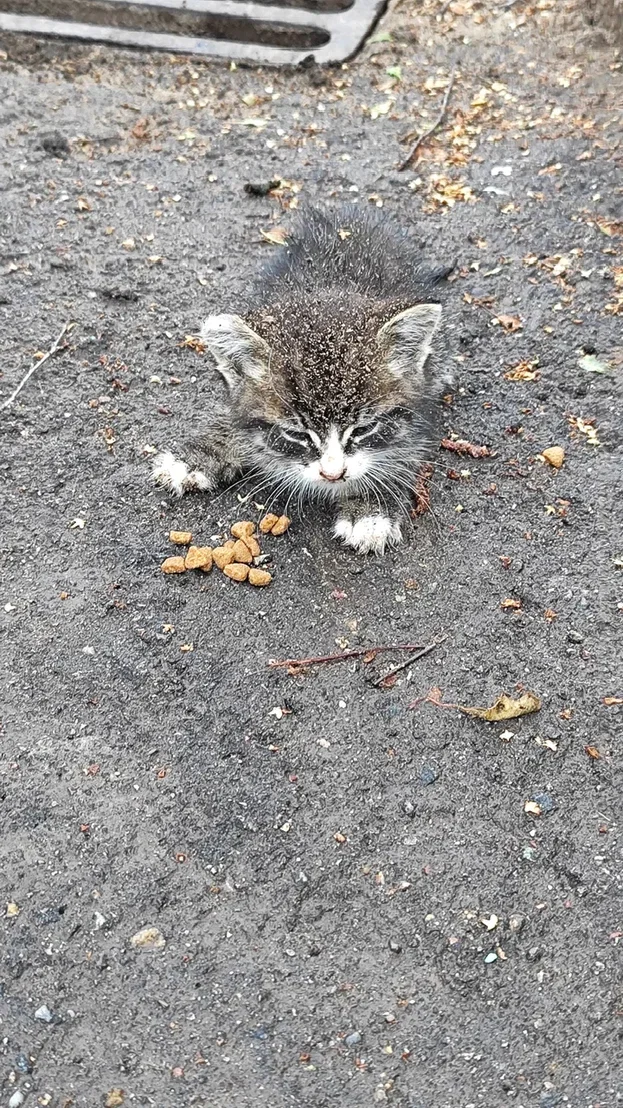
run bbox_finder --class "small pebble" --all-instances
[129,926,166,950]
[403,799,415,817]
[567,629,584,644]
[484,952,498,964]
[388,939,402,953]
[9,1092,25,1108]
[419,765,439,786]
[509,914,525,933]
[345,1031,361,1047]
[35,1005,54,1022]
[532,792,556,814]
[15,1054,33,1074]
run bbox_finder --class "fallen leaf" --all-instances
[504,359,540,381]
[501,598,522,611]
[440,437,491,458]
[568,415,600,446]
[76,196,92,211]
[584,745,601,759]
[370,99,394,120]
[460,691,541,722]
[544,608,557,621]
[260,227,288,246]
[493,314,523,333]
[180,335,205,353]
[578,354,609,374]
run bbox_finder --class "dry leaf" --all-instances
[260,227,288,246]
[441,437,491,458]
[603,696,622,706]
[460,691,541,722]
[493,314,523,333]
[584,745,601,759]
[500,598,522,610]
[504,359,540,381]
[370,99,394,120]
[568,415,600,446]
[180,335,205,353]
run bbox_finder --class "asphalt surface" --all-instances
[1,2,622,1105]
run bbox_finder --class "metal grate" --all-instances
[0,0,386,63]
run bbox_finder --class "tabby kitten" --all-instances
[153,206,452,554]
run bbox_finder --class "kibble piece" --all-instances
[259,513,279,533]
[232,539,253,564]
[213,545,236,570]
[223,562,249,582]
[161,556,186,574]
[169,530,192,545]
[542,446,565,469]
[231,521,256,540]
[248,567,272,587]
[270,515,291,536]
[223,539,236,551]
[241,533,261,558]
[185,545,213,571]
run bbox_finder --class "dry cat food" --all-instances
[160,516,290,587]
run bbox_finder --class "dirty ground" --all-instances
[0,1,622,1105]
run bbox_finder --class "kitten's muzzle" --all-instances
[319,466,346,482]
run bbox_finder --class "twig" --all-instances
[371,636,446,688]
[437,0,455,17]
[398,69,456,172]
[268,644,427,670]
[1,322,71,411]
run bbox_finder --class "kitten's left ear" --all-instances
[200,314,271,389]
[377,303,442,379]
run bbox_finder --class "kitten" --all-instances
[152,205,453,555]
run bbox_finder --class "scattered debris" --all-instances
[440,437,491,458]
[129,926,166,950]
[504,359,540,381]
[398,69,456,171]
[412,463,433,515]
[269,643,430,670]
[1,321,72,410]
[260,227,288,246]
[568,416,600,446]
[493,314,523,333]
[372,637,445,688]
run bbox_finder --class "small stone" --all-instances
[345,1031,361,1047]
[567,629,584,644]
[35,1005,54,1022]
[532,791,555,814]
[129,926,166,951]
[9,1092,25,1108]
[6,901,20,917]
[388,939,402,953]
[15,1053,33,1074]
[484,951,498,964]
[403,799,415,817]
[509,914,525,933]
[419,765,439,786]
[105,1091,125,1108]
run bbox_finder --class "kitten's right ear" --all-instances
[377,303,442,380]
[200,314,271,389]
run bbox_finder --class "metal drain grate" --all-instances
[0,0,385,63]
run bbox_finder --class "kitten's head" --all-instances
[200,294,446,498]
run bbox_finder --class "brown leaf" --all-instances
[459,691,541,722]
[504,359,540,381]
[260,227,288,246]
[494,314,523,333]
[584,745,601,759]
[441,437,491,458]
[412,462,433,515]
[501,598,522,610]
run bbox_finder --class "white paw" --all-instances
[152,451,210,497]
[333,515,402,555]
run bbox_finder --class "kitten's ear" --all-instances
[200,314,270,388]
[377,303,442,379]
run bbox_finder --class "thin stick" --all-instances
[268,644,427,670]
[437,0,455,16]
[371,636,446,688]
[1,322,71,411]
[398,69,456,172]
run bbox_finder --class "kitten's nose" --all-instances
[320,466,346,482]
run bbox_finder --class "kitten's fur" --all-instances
[153,206,453,554]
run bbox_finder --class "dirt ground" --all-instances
[1,1,621,1105]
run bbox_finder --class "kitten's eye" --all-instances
[350,418,381,443]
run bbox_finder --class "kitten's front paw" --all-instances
[152,451,212,497]
[333,515,402,556]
